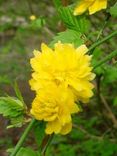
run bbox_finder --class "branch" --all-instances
[96,13,111,41]
[93,49,117,70]
[100,94,117,129]
[73,124,103,140]
[89,30,117,54]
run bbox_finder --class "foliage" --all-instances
[50,29,84,47]
[109,3,117,17]
[0,0,117,156]
[57,6,90,33]
[0,96,25,128]
[16,147,40,156]
[33,121,45,147]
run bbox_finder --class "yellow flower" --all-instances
[31,84,80,135]
[29,42,95,103]
[29,15,36,21]
[74,0,107,15]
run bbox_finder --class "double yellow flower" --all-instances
[30,42,95,135]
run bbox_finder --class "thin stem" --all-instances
[96,13,110,41]
[73,124,103,140]
[89,30,117,54]
[41,134,54,156]
[93,50,117,69]
[96,75,103,112]
[100,94,117,128]
[10,119,36,156]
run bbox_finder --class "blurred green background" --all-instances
[0,0,117,156]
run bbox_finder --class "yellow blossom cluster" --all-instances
[74,0,107,15]
[30,42,95,135]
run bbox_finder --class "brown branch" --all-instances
[43,27,54,37]
[73,124,115,142]
[73,124,103,141]
[100,94,117,129]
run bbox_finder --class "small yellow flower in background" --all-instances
[29,15,36,21]
[74,0,107,16]
[29,42,95,103]
[31,84,80,135]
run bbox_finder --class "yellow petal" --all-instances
[74,0,94,15]
[58,107,71,125]
[89,0,107,15]
[60,122,72,135]
[41,43,53,54]
[44,114,57,121]
[70,103,80,113]
[33,49,40,57]
[69,79,83,92]
[45,119,62,134]
[76,44,88,54]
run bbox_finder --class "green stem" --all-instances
[94,50,117,69]
[89,30,117,54]
[10,119,36,156]
[96,13,110,41]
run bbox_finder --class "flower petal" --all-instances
[60,122,72,135]
[89,0,107,14]
[74,0,94,15]
[45,119,62,134]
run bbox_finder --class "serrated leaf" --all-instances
[50,29,84,47]
[14,82,27,109]
[7,115,24,128]
[16,147,40,156]
[58,6,90,33]
[109,3,117,17]
[0,96,25,128]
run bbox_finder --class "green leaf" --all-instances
[109,3,117,17]
[0,96,25,128]
[58,6,90,33]
[92,48,102,59]
[103,66,117,83]
[49,29,84,47]
[7,148,14,154]
[0,75,10,84]
[16,147,40,156]
[14,82,25,107]
[113,97,117,106]
[58,144,76,156]
[53,0,62,9]
[29,18,45,30]
[33,121,45,147]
